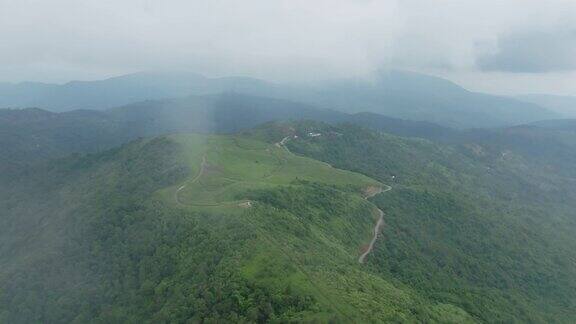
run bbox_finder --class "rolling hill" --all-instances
[0,70,558,128]
[0,130,476,323]
[0,72,245,111]
[2,82,576,323]
[517,94,576,118]
[3,120,576,322]
[2,117,576,322]
[273,70,558,128]
[3,91,574,189]
[279,122,576,322]
[0,93,447,171]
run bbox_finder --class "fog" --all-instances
[1,0,576,95]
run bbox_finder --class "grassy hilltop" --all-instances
[2,130,476,322]
[161,134,378,210]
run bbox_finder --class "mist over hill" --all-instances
[0,70,558,128]
[3,0,576,322]
[2,92,463,171]
[2,91,573,179]
[517,94,576,118]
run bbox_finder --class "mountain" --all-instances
[2,121,576,322]
[517,94,576,118]
[7,91,576,189]
[345,111,459,140]
[280,122,576,322]
[446,119,576,180]
[0,71,558,128]
[0,131,460,322]
[107,93,345,135]
[0,108,131,180]
[0,94,343,174]
[5,90,575,180]
[530,118,576,130]
[280,70,558,128]
[1,93,459,173]
[0,72,275,112]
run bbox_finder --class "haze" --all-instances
[1,0,576,95]
[4,1,576,322]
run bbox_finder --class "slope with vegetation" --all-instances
[280,121,576,323]
[0,91,465,184]
[2,113,576,322]
[1,129,480,322]
[0,94,343,172]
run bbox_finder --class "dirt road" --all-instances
[358,185,391,264]
[276,135,333,168]
[275,136,291,149]
[175,155,207,205]
[277,135,391,263]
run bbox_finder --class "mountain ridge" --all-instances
[0,70,558,128]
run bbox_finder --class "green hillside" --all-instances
[1,131,477,323]
[281,122,576,322]
[2,122,576,322]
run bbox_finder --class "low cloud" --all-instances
[0,0,575,94]
[478,30,576,73]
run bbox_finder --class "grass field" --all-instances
[160,134,380,210]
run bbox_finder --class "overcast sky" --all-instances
[1,0,576,95]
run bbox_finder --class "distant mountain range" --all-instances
[0,70,560,128]
[3,92,575,182]
[517,94,576,118]
[0,93,448,170]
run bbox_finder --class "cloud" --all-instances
[477,30,576,72]
[0,0,406,82]
[0,0,575,94]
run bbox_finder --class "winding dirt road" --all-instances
[275,136,291,150]
[277,134,391,264]
[175,155,207,205]
[276,135,334,168]
[358,185,391,264]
